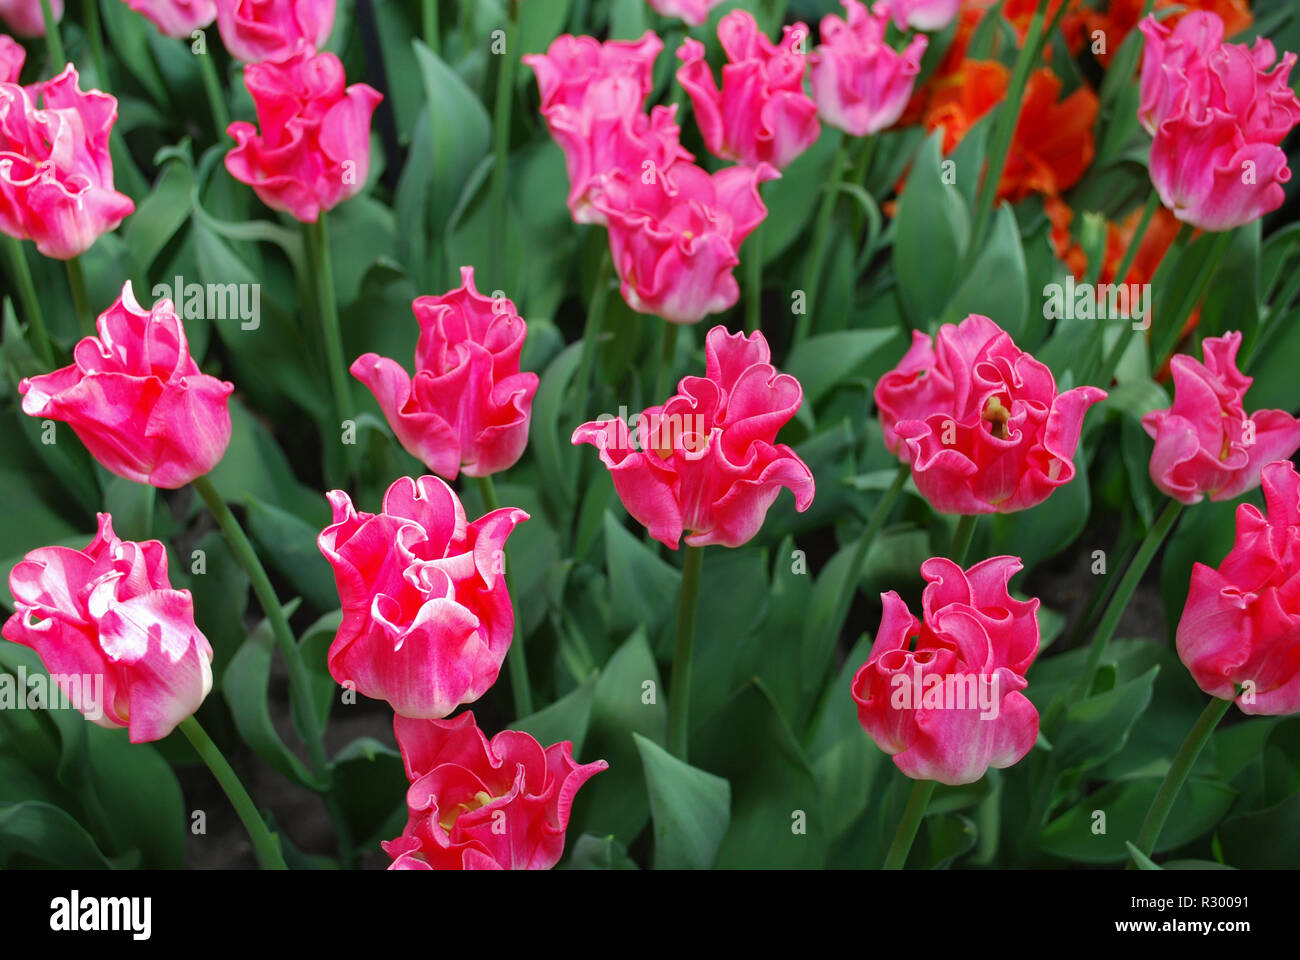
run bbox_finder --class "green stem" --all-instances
[1132,696,1233,858]
[949,513,978,566]
[4,237,54,367]
[191,476,328,778]
[668,544,704,760]
[883,778,936,869]
[794,134,851,347]
[141,484,156,540]
[65,256,94,338]
[654,322,679,401]
[966,0,1051,269]
[197,47,230,136]
[83,0,107,87]
[475,474,533,719]
[1067,499,1183,705]
[304,215,352,439]
[745,221,763,334]
[1092,189,1161,386]
[39,0,65,70]
[1151,229,1232,374]
[178,716,287,870]
[422,0,439,50]
[1098,221,1192,385]
[573,250,611,422]
[489,1,518,283]
[826,464,908,640]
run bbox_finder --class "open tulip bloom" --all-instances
[6,0,1300,885]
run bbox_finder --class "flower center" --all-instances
[438,790,498,831]
[982,396,1012,440]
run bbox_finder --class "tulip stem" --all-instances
[303,215,353,459]
[745,222,763,334]
[668,544,704,760]
[1132,696,1232,860]
[573,249,612,424]
[3,236,54,367]
[965,0,1051,270]
[654,322,679,401]
[949,513,978,566]
[422,0,439,50]
[39,0,65,70]
[489,0,518,284]
[1067,498,1183,706]
[1093,189,1162,386]
[883,778,935,869]
[197,47,230,137]
[826,464,909,641]
[178,716,287,870]
[65,256,94,338]
[794,133,851,347]
[1151,229,1232,374]
[83,0,107,88]
[475,474,533,719]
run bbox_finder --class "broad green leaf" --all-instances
[634,733,731,870]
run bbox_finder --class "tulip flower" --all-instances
[317,476,528,719]
[19,281,234,489]
[383,711,606,870]
[594,160,777,325]
[809,0,928,138]
[675,10,820,170]
[0,32,23,81]
[0,65,134,259]
[875,313,1107,515]
[645,0,725,28]
[1177,459,1300,715]
[123,0,216,38]
[878,0,960,31]
[573,325,814,549]
[225,49,381,223]
[351,267,539,481]
[1140,12,1300,231]
[525,31,663,114]
[1142,332,1300,505]
[3,515,214,743]
[851,556,1041,785]
[0,0,60,37]
[213,0,333,64]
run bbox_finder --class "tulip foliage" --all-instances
[1,0,1300,873]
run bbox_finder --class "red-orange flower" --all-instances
[1082,0,1252,67]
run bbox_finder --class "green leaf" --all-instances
[412,39,492,231]
[893,130,970,329]
[568,629,668,845]
[122,157,195,275]
[330,737,408,848]
[1216,790,1300,868]
[634,733,731,870]
[1126,841,1163,870]
[1053,666,1160,774]
[784,329,899,408]
[989,447,1091,569]
[85,725,186,868]
[602,512,680,650]
[691,680,827,868]
[244,495,337,613]
[222,599,324,791]
[564,833,639,869]
[510,673,599,756]
[946,203,1029,339]
[0,801,112,868]
[530,342,583,511]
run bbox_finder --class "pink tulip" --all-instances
[1140,12,1300,231]
[525,32,690,224]
[875,314,1107,515]
[0,65,134,259]
[19,282,234,489]
[809,0,928,138]
[352,267,539,480]
[1142,332,1300,505]
[317,476,528,719]
[0,34,23,82]
[645,0,725,28]
[2,514,214,743]
[878,0,960,31]
[383,711,606,870]
[0,0,61,37]
[1177,459,1300,715]
[225,49,380,222]
[213,0,333,64]
[595,160,777,324]
[851,556,1041,785]
[525,31,663,114]
[675,10,820,170]
[123,0,216,38]
[573,325,814,549]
